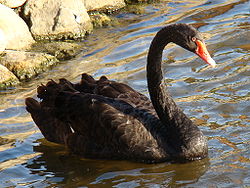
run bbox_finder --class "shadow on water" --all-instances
[27,140,209,187]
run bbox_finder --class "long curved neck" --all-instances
[146,27,193,129]
[146,26,208,160]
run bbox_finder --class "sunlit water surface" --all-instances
[0,0,249,187]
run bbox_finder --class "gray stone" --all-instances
[23,0,93,40]
[0,50,59,80]
[0,4,35,50]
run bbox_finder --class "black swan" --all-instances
[26,23,216,163]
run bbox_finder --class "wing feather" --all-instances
[26,73,168,162]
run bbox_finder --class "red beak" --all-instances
[195,40,216,68]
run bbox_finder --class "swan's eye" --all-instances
[192,37,197,42]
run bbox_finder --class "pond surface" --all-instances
[0,0,249,187]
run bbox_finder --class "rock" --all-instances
[0,51,59,80]
[22,0,93,40]
[0,4,34,50]
[0,0,27,8]
[125,0,151,3]
[90,13,113,28]
[0,64,19,89]
[83,0,125,11]
[0,29,6,53]
[31,41,84,60]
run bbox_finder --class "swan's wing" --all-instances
[75,73,143,98]
[75,73,157,115]
[54,91,166,161]
[75,73,136,98]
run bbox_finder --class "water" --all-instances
[0,0,249,187]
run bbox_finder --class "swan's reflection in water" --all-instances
[27,139,209,187]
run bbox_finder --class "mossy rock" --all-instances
[32,31,91,41]
[90,13,113,28]
[125,0,156,4]
[0,50,59,81]
[124,4,147,14]
[31,41,85,61]
[0,64,19,89]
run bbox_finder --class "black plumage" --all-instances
[26,23,211,163]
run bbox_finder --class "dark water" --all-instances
[0,0,249,187]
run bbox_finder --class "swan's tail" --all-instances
[26,97,73,144]
[25,74,102,144]
[25,79,77,144]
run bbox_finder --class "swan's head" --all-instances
[169,24,216,68]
